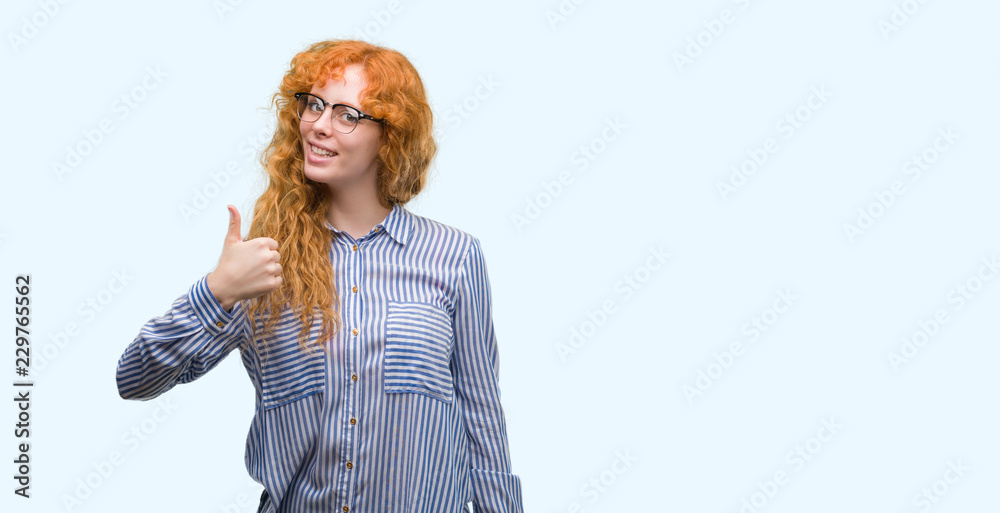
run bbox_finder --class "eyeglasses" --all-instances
[294,92,385,134]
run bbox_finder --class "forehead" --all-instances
[309,64,369,106]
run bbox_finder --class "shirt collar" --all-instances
[323,202,411,246]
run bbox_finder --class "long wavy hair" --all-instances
[243,40,436,358]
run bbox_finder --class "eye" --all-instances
[331,105,360,124]
[340,110,359,123]
[307,99,324,112]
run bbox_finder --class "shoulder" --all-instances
[403,207,482,259]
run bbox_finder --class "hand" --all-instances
[206,205,282,312]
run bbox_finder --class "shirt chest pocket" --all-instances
[257,331,326,411]
[384,300,456,404]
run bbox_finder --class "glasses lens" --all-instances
[296,95,361,133]
[297,94,323,122]
[331,105,360,134]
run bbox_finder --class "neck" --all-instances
[326,192,391,238]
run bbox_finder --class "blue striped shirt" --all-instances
[116,203,523,512]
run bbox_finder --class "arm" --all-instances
[116,273,248,400]
[450,236,523,513]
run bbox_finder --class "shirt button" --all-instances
[351,286,358,293]
[346,461,353,469]
[350,417,356,425]
[343,507,349,513]
[351,374,358,381]
[215,321,224,327]
[352,244,358,251]
[374,226,380,231]
[352,328,358,336]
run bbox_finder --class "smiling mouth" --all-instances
[309,144,338,158]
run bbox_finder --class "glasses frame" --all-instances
[293,92,385,134]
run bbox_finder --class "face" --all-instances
[299,64,383,193]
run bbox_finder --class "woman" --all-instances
[115,40,523,513]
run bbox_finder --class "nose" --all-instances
[311,106,336,137]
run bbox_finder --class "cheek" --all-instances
[366,138,382,159]
[343,134,381,160]
[365,132,383,157]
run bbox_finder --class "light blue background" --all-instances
[3,0,999,511]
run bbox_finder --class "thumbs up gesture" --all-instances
[206,205,282,312]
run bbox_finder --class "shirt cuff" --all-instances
[187,273,240,337]
[471,467,523,513]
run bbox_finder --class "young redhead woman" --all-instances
[116,40,523,513]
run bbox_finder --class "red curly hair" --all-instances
[244,40,437,358]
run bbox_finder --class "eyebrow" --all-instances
[309,92,361,111]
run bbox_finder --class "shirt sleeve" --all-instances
[450,236,524,513]
[116,273,248,401]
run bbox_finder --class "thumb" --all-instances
[225,205,243,244]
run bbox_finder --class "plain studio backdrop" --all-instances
[3,0,1000,511]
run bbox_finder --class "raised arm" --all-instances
[117,205,282,400]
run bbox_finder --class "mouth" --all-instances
[307,143,339,159]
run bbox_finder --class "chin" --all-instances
[303,164,336,183]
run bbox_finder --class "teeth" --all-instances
[311,144,336,157]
